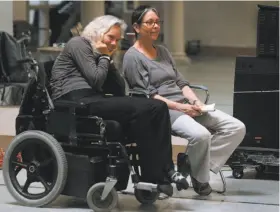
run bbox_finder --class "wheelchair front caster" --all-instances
[87,182,118,212]
[256,165,265,173]
[232,169,244,179]
[134,188,159,205]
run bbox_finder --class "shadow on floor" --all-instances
[222,190,268,197]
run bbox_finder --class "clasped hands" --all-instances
[175,101,204,117]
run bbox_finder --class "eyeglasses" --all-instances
[142,20,163,28]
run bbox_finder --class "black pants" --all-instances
[58,89,174,183]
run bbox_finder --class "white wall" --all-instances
[0,1,13,35]
[0,108,18,136]
[184,1,278,48]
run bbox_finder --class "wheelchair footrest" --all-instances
[134,182,158,192]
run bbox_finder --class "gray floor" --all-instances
[0,55,279,211]
[0,168,279,212]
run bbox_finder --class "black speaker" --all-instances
[234,56,279,92]
[233,91,279,150]
[257,5,279,58]
[234,56,279,150]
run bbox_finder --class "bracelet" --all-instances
[99,55,111,62]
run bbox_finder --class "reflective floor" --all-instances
[0,168,278,212]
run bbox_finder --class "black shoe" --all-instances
[157,183,173,196]
[191,176,212,196]
[177,153,191,177]
[168,170,189,191]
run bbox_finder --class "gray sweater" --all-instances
[50,36,125,100]
[123,45,189,123]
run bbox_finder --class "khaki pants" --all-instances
[172,109,246,183]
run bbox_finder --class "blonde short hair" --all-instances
[81,15,127,46]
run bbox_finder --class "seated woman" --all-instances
[49,15,188,196]
[123,6,246,196]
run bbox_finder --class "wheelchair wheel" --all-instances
[232,169,244,179]
[87,182,118,212]
[3,130,67,207]
[134,189,159,205]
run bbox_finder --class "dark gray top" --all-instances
[123,45,189,124]
[50,36,124,100]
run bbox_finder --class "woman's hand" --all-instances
[175,103,202,117]
[95,40,112,56]
[193,99,205,107]
[95,38,117,57]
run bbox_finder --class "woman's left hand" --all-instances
[194,100,204,107]
[192,100,205,115]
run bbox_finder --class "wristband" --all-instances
[99,55,111,62]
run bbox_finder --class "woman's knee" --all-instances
[150,99,169,111]
[138,98,169,115]
[189,129,212,145]
[172,116,211,145]
[133,97,162,107]
[232,119,246,141]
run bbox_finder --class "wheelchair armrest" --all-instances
[54,100,86,109]
[17,32,31,44]
[189,84,208,91]
[17,57,34,64]
[128,85,210,103]
[189,84,210,104]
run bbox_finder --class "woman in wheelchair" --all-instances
[123,6,246,196]
[49,15,188,196]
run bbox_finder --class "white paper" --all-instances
[200,103,216,112]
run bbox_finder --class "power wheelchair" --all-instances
[2,57,169,212]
